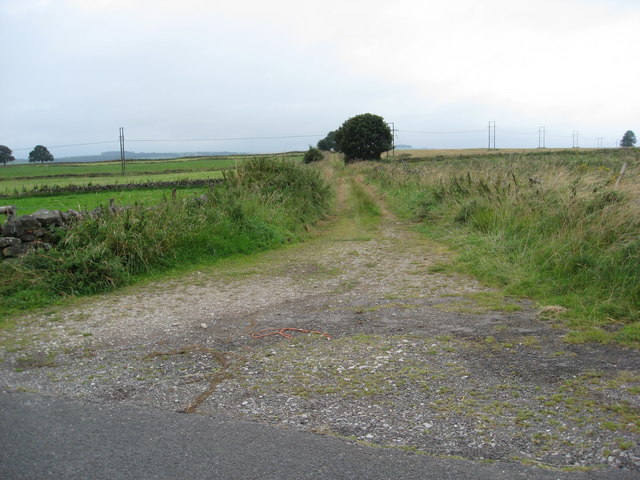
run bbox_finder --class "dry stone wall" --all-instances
[0,209,74,259]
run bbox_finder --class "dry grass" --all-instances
[359,149,640,345]
[391,148,601,159]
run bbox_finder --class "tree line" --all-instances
[0,145,55,165]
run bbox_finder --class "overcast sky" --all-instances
[1,0,638,158]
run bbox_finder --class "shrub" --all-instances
[303,146,324,164]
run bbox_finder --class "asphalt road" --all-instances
[0,392,636,480]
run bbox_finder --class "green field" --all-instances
[1,155,270,179]
[0,171,222,195]
[0,154,303,194]
[0,153,303,212]
[1,188,208,215]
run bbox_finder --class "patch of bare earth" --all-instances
[1,175,638,473]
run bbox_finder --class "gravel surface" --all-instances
[1,180,639,474]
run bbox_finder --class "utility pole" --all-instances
[572,131,579,148]
[488,121,496,150]
[538,126,546,148]
[597,137,603,148]
[119,127,126,174]
[387,122,396,157]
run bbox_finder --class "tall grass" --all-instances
[0,157,331,318]
[361,149,640,345]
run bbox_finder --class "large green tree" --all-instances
[317,130,338,151]
[620,130,637,148]
[335,113,392,162]
[0,145,15,166]
[28,145,54,163]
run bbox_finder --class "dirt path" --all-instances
[1,170,639,472]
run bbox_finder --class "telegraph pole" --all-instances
[538,126,546,148]
[387,122,396,157]
[597,137,603,148]
[488,121,496,150]
[572,131,579,148]
[119,127,126,174]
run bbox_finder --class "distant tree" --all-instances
[303,146,324,164]
[0,145,15,166]
[620,130,637,148]
[317,130,338,151]
[28,145,54,163]
[336,113,392,163]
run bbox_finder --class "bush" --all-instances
[303,146,324,164]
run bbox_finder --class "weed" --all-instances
[615,439,635,451]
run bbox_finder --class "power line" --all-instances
[127,134,323,143]
[401,129,485,135]
[9,125,620,154]
[13,140,116,151]
[501,130,538,135]
[13,134,324,151]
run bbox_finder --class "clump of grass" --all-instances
[361,149,640,345]
[0,158,331,318]
[347,178,381,222]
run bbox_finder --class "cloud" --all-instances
[1,0,638,154]
[74,0,637,129]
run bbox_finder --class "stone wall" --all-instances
[0,209,74,259]
[0,194,210,260]
[1,178,222,198]
[0,180,221,260]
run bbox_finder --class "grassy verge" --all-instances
[359,149,640,346]
[0,157,331,320]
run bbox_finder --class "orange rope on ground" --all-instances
[251,328,332,340]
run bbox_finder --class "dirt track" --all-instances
[1,174,639,472]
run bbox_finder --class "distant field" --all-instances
[0,154,301,179]
[0,171,223,195]
[0,153,303,213]
[0,157,232,179]
[3,187,207,216]
[0,153,303,196]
